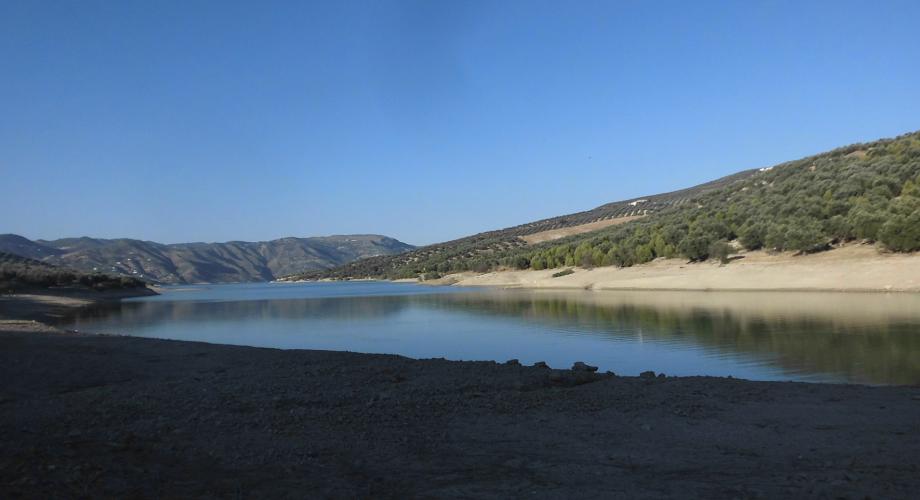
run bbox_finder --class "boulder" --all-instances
[572,361,598,372]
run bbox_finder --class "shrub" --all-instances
[635,244,654,263]
[679,235,712,261]
[879,212,920,252]
[764,225,787,251]
[551,269,574,278]
[847,206,887,241]
[738,223,766,250]
[707,241,734,264]
[784,220,827,253]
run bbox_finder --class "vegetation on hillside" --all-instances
[286,169,756,280]
[290,131,920,281]
[0,252,146,293]
[511,131,920,271]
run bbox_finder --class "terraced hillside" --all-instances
[288,130,920,281]
[284,169,758,280]
[0,235,415,284]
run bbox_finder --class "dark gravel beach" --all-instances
[1,318,919,499]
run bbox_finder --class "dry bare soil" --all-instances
[1,319,919,498]
[519,215,645,245]
[449,244,920,292]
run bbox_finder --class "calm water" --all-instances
[66,282,920,385]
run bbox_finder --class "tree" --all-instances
[531,255,547,270]
[879,212,920,252]
[635,244,654,264]
[591,249,606,268]
[822,215,852,241]
[847,205,887,241]
[784,220,826,253]
[708,240,734,264]
[738,223,766,250]
[679,235,712,261]
[764,224,786,251]
[901,179,920,198]
[573,242,594,268]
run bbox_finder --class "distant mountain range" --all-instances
[0,234,414,284]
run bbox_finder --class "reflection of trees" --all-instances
[415,293,920,386]
[72,296,409,326]
[68,290,920,385]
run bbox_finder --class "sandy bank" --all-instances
[446,244,920,292]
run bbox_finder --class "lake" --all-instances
[66,281,920,385]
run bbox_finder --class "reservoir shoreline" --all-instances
[277,244,920,293]
[431,244,920,293]
[1,292,919,497]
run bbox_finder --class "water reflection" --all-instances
[419,290,920,386]
[80,296,409,325]
[67,284,920,385]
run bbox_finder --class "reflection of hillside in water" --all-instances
[74,296,410,326]
[417,291,920,385]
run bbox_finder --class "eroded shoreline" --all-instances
[440,244,920,292]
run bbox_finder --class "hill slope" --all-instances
[0,251,148,293]
[0,235,414,284]
[288,130,920,280]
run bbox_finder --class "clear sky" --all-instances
[2,1,919,245]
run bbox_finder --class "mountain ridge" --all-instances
[0,234,414,284]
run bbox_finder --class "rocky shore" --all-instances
[1,313,919,498]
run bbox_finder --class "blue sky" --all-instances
[2,1,919,245]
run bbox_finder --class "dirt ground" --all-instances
[519,216,645,245]
[1,317,919,499]
[445,243,920,292]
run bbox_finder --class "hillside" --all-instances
[286,130,920,280]
[0,251,148,293]
[0,235,414,285]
